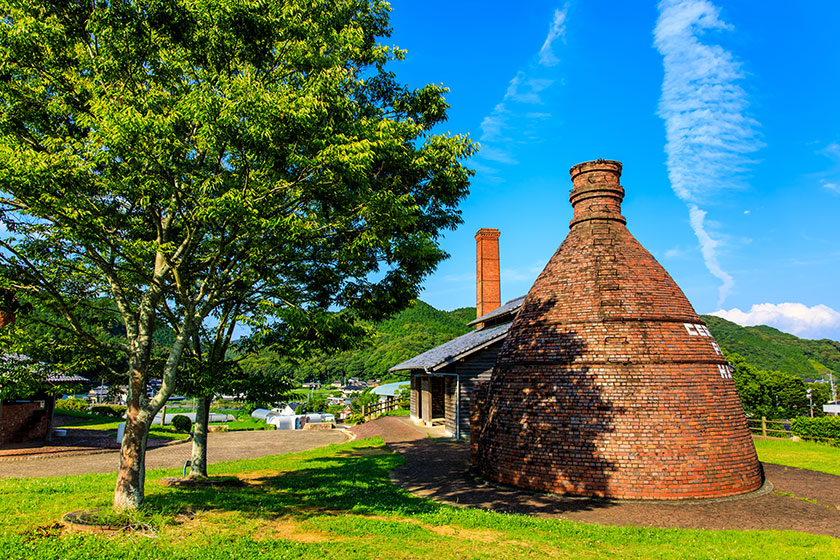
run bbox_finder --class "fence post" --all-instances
[761,416,767,437]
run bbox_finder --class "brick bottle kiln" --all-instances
[471,159,763,500]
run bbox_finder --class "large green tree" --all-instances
[0,0,474,509]
[729,353,810,419]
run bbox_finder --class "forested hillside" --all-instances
[239,304,839,385]
[702,315,840,380]
[241,301,476,383]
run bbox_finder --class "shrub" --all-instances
[791,416,840,444]
[90,404,127,418]
[171,415,192,433]
[345,413,364,425]
[55,398,88,413]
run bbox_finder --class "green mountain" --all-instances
[244,301,476,384]
[361,301,475,378]
[702,315,840,380]
[249,302,840,385]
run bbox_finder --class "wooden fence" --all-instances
[747,416,840,444]
[362,396,400,422]
[747,417,790,437]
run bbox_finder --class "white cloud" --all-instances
[479,104,508,141]
[689,204,733,305]
[473,6,569,179]
[501,262,545,284]
[821,180,840,194]
[807,142,840,194]
[503,74,554,106]
[479,145,519,165]
[663,245,690,259]
[441,272,474,285]
[539,6,569,67]
[468,160,503,182]
[654,0,761,305]
[819,142,840,162]
[711,303,840,338]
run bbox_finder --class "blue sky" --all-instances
[386,0,840,342]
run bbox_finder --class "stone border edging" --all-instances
[463,467,776,506]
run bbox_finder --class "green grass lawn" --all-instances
[55,411,188,441]
[384,408,410,416]
[1,438,837,559]
[753,436,840,476]
[224,416,275,431]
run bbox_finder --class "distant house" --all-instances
[370,381,409,401]
[390,228,523,440]
[340,384,367,397]
[88,384,127,405]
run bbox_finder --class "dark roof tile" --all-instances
[390,321,512,372]
[467,295,526,326]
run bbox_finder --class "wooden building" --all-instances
[390,297,522,439]
[390,228,523,440]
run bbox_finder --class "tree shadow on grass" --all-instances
[143,442,445,523]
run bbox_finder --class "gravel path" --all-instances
[0,429,350,478]
[351,416,840,539]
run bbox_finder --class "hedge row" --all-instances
[55,398,88,412]
[790,416,840,443]
[90,404,127,418]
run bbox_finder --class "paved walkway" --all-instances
[0,429,350,478]
[351,416,840,539]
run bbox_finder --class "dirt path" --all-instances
[351,416,840,539]
[0,429,349,478]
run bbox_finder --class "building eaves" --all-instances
[467,295,526,326]
[390,321,512,373]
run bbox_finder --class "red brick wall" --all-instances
[475,228,501,320]
[0,401,49,444]
[0,310,14,328]
[471,160,763,500]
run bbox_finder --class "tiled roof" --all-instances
[1,352,87,383]
[467,295,526,326]
[46,373,88,383]
[390,321,512,372]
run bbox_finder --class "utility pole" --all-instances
[830,372,837,403]
[807,388,813,417]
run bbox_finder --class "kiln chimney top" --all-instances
[568,159,625,229]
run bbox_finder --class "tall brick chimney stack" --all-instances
[472,159,763,501]
[475,228,501,322]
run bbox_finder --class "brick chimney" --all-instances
[475,228,501,322]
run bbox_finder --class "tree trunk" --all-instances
[113,409,149,510]
[189,395,212,478]
[111,309,193,509]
